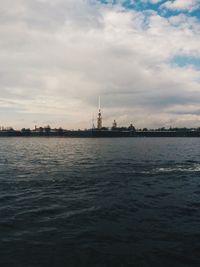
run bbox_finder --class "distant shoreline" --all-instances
[1,130,200,137]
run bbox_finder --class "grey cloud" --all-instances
[1,0,200,129]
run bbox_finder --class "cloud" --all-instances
[0,0,200,129]
[161,0,200,12]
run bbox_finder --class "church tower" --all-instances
[97,96,102,129]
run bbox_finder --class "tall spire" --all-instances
[99,96,101,111]
[97,96,102,129]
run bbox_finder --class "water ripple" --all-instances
[1,138,200,266]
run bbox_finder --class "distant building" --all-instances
[34,125,44,133]
[112,120,117,129]
[128,123,135,131]
[97,96,102,129]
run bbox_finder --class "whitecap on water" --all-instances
[156,164,200,173]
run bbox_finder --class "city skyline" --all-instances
[1,0,200,129]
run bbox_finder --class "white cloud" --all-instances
[0,0,200,129]
[161,0,200,12]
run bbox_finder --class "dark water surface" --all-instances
[0,137,200,267]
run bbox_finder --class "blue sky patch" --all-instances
[171,55,200,69]
[97,0,200,20]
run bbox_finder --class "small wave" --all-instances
[156,164,200,173]
[134,163,200,174]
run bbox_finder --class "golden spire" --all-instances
[97,96,102,129]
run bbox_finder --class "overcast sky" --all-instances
[1,0,200,129]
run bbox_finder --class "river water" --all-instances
[0,137,200,266]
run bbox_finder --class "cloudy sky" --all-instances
[1,0,200,129]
